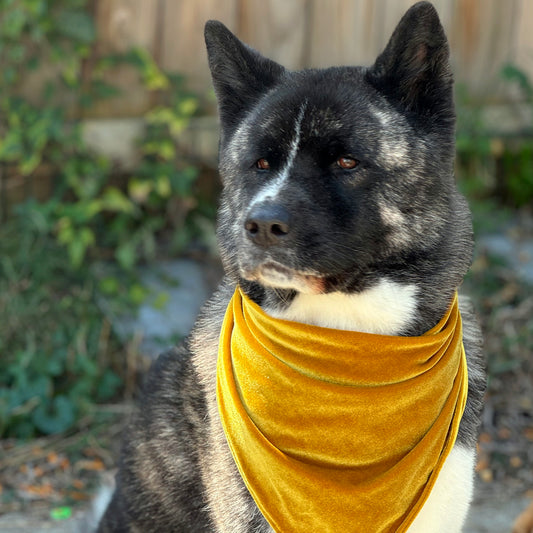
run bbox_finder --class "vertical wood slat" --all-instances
[306,0,454,69]
[159,0,239,89]
[236,0,310,69]
[95,0,160,54]
[513,0,533,76]
[449,0,519,97]
[306,0,378,68]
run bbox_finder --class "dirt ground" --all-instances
[0,463,531,532]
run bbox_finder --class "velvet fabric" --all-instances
[217,287,468,533]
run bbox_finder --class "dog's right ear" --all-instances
[205,21,285,133]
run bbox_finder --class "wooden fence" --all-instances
[90,0,533,117]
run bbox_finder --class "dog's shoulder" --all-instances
[457,294,486,447]
[97,344,215,530]
[188,279,237,386]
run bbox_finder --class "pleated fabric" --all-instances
[217,287,468,533]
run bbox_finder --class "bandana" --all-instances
[217,287,468,532]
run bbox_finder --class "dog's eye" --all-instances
[337,156,359,170]
[255,158,270,170]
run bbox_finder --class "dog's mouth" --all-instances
[241,261,326,295]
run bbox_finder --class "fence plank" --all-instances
[159,0,239,88]
[514,0,533,77]
[449,0,519,98]
[307,0,452,69]
[95,0,159,54]
[307,0,376,68]
[237,0,309,69]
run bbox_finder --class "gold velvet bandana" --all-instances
[217,287,468,533]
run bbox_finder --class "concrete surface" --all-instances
[99,258,212,359]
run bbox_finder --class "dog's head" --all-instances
[205,2,472,301]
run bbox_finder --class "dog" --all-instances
[97,2,485,531]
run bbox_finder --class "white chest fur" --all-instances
[266,278,419,335]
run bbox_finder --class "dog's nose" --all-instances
[244,202,290,247]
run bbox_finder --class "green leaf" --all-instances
[50,507,73,521]
[31,395,75,435]
[55,9,95,44]
[26,0,47,18]
[101,187,136,214]
[99,276,120,295]
[128,282,148,305]
[95,369,122,401]
[67,228,94,268]
[1,7,26,39]
[61,56,81,87]
[177,97,198,118]
[19,152,42,175]
[0,130,23,161]
[152,291,169,310]
[68,240,85,268]
[131,47,169,90]
[128,178,153,203]
[171,166,198,196]
[155,175,171,197]
[57,217,74,245]
[116,241,137,271]
[501,63,533,99]
[146,106,175,126]
[45,356,64,377]
[80,226,95,246]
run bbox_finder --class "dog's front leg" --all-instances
[407,445,475,533]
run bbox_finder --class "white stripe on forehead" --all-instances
[250,102,307,207]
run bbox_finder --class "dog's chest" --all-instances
[265,278,419,335]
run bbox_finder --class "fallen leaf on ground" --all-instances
[513,500,533,533]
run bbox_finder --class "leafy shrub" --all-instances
[456,64,533,208]
[0,1,213,437]
[496,65,533,207]
[497,144,533,207]
[0,0,209,270]
[0,209,122,438]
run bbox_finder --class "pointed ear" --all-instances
[204,21,285,133]
[366,2,453,120]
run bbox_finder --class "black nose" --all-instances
[244,202,291,247]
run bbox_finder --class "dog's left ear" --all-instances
[366,1,452,121]
[205,21,285,135]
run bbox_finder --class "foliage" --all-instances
[456,63,533,208]
[0,0,208,271]
[497,144,533,207]
[0,210,122,438]
[496,64,533,206]
[0,1,212,437]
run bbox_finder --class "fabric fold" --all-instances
[217,287,468,533]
